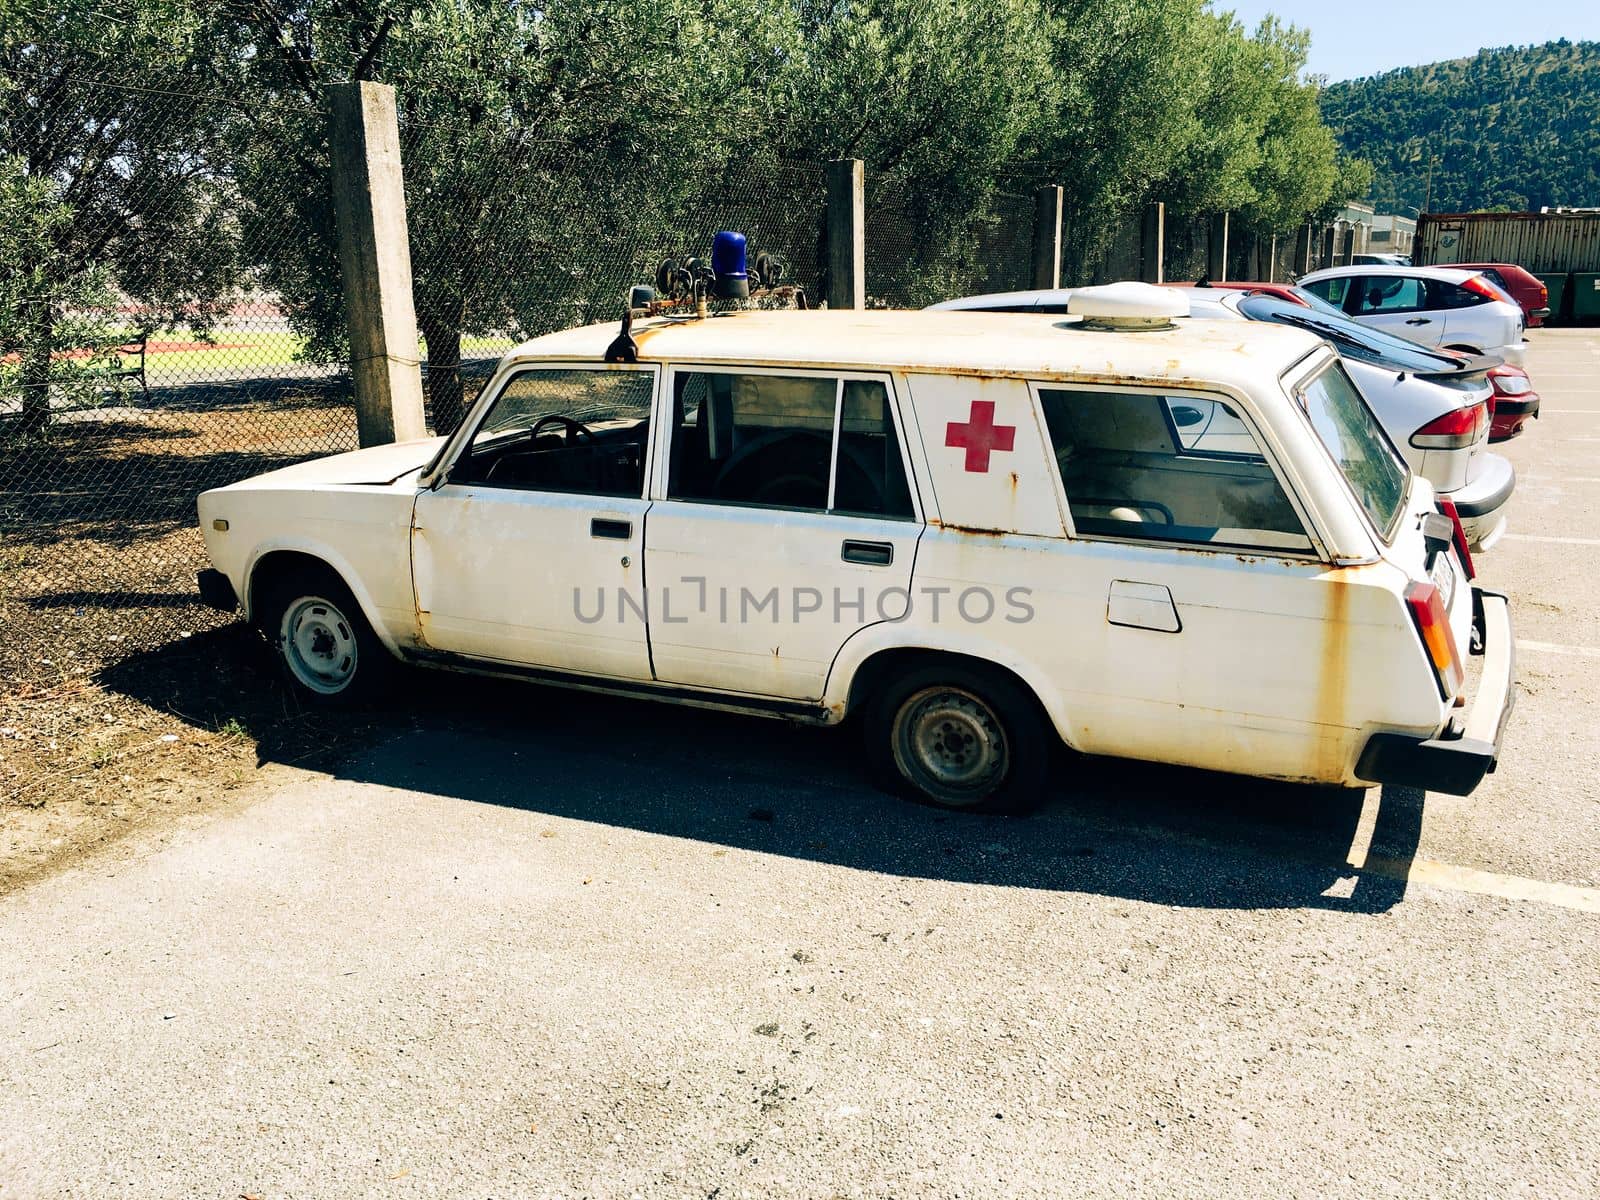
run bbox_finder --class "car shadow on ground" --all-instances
[99,627,1426,915]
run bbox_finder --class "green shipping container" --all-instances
[1536,272,1569,323]
[1573,273,1600,322]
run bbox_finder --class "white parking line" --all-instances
[1351,852,1600,914]
[1515,638,1600,659]
[1503,534,1600,546]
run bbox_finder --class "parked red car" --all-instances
[1165,281,1311,306]
[1486,362,1541,440]
[1451,263,1551,327]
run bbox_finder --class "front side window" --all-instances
[1296,362,1408,542]
[451,367,655,495]
[1038,387,1312,553]
[668,370,914,518]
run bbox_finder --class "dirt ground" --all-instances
[0,624,391,896]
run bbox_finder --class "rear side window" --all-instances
[1353,276,1426,314]
[1297,362,1408,541]
[1038,387,1312,553]
[668,370,914,518]
[1430,280,1489,309]
[1304,277,1350,309]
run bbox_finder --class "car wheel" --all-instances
[260,568,391,706]
[865,664,1051,812]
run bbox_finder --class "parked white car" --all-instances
[196,285,1514,809]
[1297,265,1527,366]
[929,287,1515,549]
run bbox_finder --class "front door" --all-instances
[411,363,658,679]
[643,366,921,700]
[1347,273,1446,347]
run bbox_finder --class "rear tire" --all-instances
[864,663,1051,813]
[258,567,392,707]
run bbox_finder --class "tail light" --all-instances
[1461,274,1504,302]
[1488,365,1532,396]
[1436,496,1476,579]
[1405,581,1465,700]
[1410,402,1488,450]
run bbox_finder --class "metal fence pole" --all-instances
[1140,202,1165,284]
[1207,212,1230,282]
[825,159,866,310]
[1031,185,1064,289]
[327,81,427,447]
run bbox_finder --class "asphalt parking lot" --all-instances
[3,332,1597,1199]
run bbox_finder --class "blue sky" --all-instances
[1215,0,1600,81]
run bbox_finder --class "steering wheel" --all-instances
[527,413,596,445]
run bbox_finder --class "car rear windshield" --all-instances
[1240,294,1459,372]
[1296,361,1409,542]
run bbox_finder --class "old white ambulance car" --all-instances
[195,285,1514,810]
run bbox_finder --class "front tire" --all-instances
[260,568,391,706]
[865,664,1051,812]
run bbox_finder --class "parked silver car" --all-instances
[1296,265,1527,367]
[928,287,1515,550]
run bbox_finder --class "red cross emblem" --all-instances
[945,400,1016,473]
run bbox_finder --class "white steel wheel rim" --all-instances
[893,686,1008,805]
[280,595,358,695]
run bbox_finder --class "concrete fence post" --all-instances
[825,159,866,310]
[1268,235,1279,283]
[327,81,427,447]
[1031,185,1065,289]
[1320,224,1337,269]
[1207,212,1230,282]
[1297,223,1314,275]
[1139,202,1165,284]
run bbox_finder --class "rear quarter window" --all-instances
[1296,362,1408,542]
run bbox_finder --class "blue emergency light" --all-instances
[711,230,749,299]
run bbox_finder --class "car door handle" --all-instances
[1405,317,1432,325]
[591,518,632,540]
[841,539,894,566]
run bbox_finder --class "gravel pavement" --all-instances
[3,333,1597,1199]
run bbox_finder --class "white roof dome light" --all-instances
[1067,282,1190,331]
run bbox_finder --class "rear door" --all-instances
[642,365,921,699]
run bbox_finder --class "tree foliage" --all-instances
[0,0,240,432]
[2,0,1359,435]
[1323,40,1600,213]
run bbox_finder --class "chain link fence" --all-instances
[3,65,1309,690]
[1,74,362,686]
[864,180,1035,308]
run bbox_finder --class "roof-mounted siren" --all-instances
[1067,282,1189,331]
[711,231,749,300]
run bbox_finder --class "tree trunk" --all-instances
[18,296,55,438]
[419,317,465,436]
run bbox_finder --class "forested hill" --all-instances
[1322,40,1600,213]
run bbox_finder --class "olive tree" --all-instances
[233,0,793,433]
[0,0,240,434]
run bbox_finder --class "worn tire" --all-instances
[258,566,392,707]
[863,663,1051,813]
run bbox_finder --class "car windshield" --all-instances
[1240,294,1462,372]
[1296,361,1409,542]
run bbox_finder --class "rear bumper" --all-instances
[1355,588,1515,796]
[1445,453,1515,549]
[1490,392,1540,442]
[197,568,238,612]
